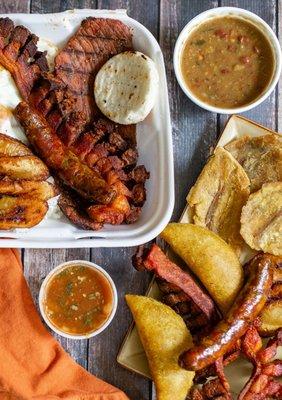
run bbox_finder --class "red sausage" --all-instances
[179,254,274,371]
[15,101,115,204]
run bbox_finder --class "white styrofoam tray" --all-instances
[117,115,282,397]
[0,9,174,248]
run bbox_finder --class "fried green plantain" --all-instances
[126,295,195,400]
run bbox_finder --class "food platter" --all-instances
[117,114,282,396]
[0,9,174,248]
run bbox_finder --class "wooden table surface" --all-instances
[0,0,280,399]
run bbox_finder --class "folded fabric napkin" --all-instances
[0,249,129,400]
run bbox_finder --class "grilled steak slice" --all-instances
[133,244,218,322]
[0,18,48,100]
[54,17,133,122]
[15,101,116,204]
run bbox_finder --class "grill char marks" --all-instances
[54,17,133,122]
[0,18,48,100]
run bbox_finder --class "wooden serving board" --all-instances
[117,115,282,396]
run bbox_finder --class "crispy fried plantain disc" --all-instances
[240,182,282,256]
[0,155,49,181]
[225,134,282,192]
[188,147,250,255]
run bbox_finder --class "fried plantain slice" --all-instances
[0,156,49,181]
[161,223,243,314]
[0,196,48,229]
[0,132,32,156]
[188,147,250,255]
[225,134,282,192]
[240,182,282,256]
[0,179,58,200]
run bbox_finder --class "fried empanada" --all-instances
[225,134,282,192]
[188,147,250,255]
[240,182,282,256]
[126,295,194,400]
[161,223,243,314]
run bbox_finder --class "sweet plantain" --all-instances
[0,156,49,181]
[0,132,32,156]
[0,196,48,229]
[0,180,58,200]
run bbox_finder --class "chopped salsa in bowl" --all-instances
[40,262,117,338]
[180,16,275,109]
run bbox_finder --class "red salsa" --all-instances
[44,264,114,335]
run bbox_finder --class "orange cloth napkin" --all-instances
[0,249,129,400]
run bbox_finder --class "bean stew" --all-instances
[180,16,274,108]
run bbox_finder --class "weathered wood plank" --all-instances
[219,0,277,131]
[31,0,97,13]
[0,0,30,13]
[97,0,159,39]
[160,0,219,221]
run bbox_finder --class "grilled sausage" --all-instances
[15,101,116,204]
[179,253,274,371]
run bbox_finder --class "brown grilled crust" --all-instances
[54,17,133,122]
[58,191,102,231]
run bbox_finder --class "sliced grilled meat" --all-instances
[0,18,48,100]
[54,17,133,122]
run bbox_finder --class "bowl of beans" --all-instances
[39,260,118,339]
[174,7,281,114]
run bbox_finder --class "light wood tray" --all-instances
[117,115,282,396]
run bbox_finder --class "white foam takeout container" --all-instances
[0,9,174,248]
[117,115,282,397]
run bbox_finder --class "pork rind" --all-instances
[188,147,250,255]
[225,134,282,192]
[240,182,282,256]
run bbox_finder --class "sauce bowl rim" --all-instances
[173,6,282,114]
[39,259,118,340]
